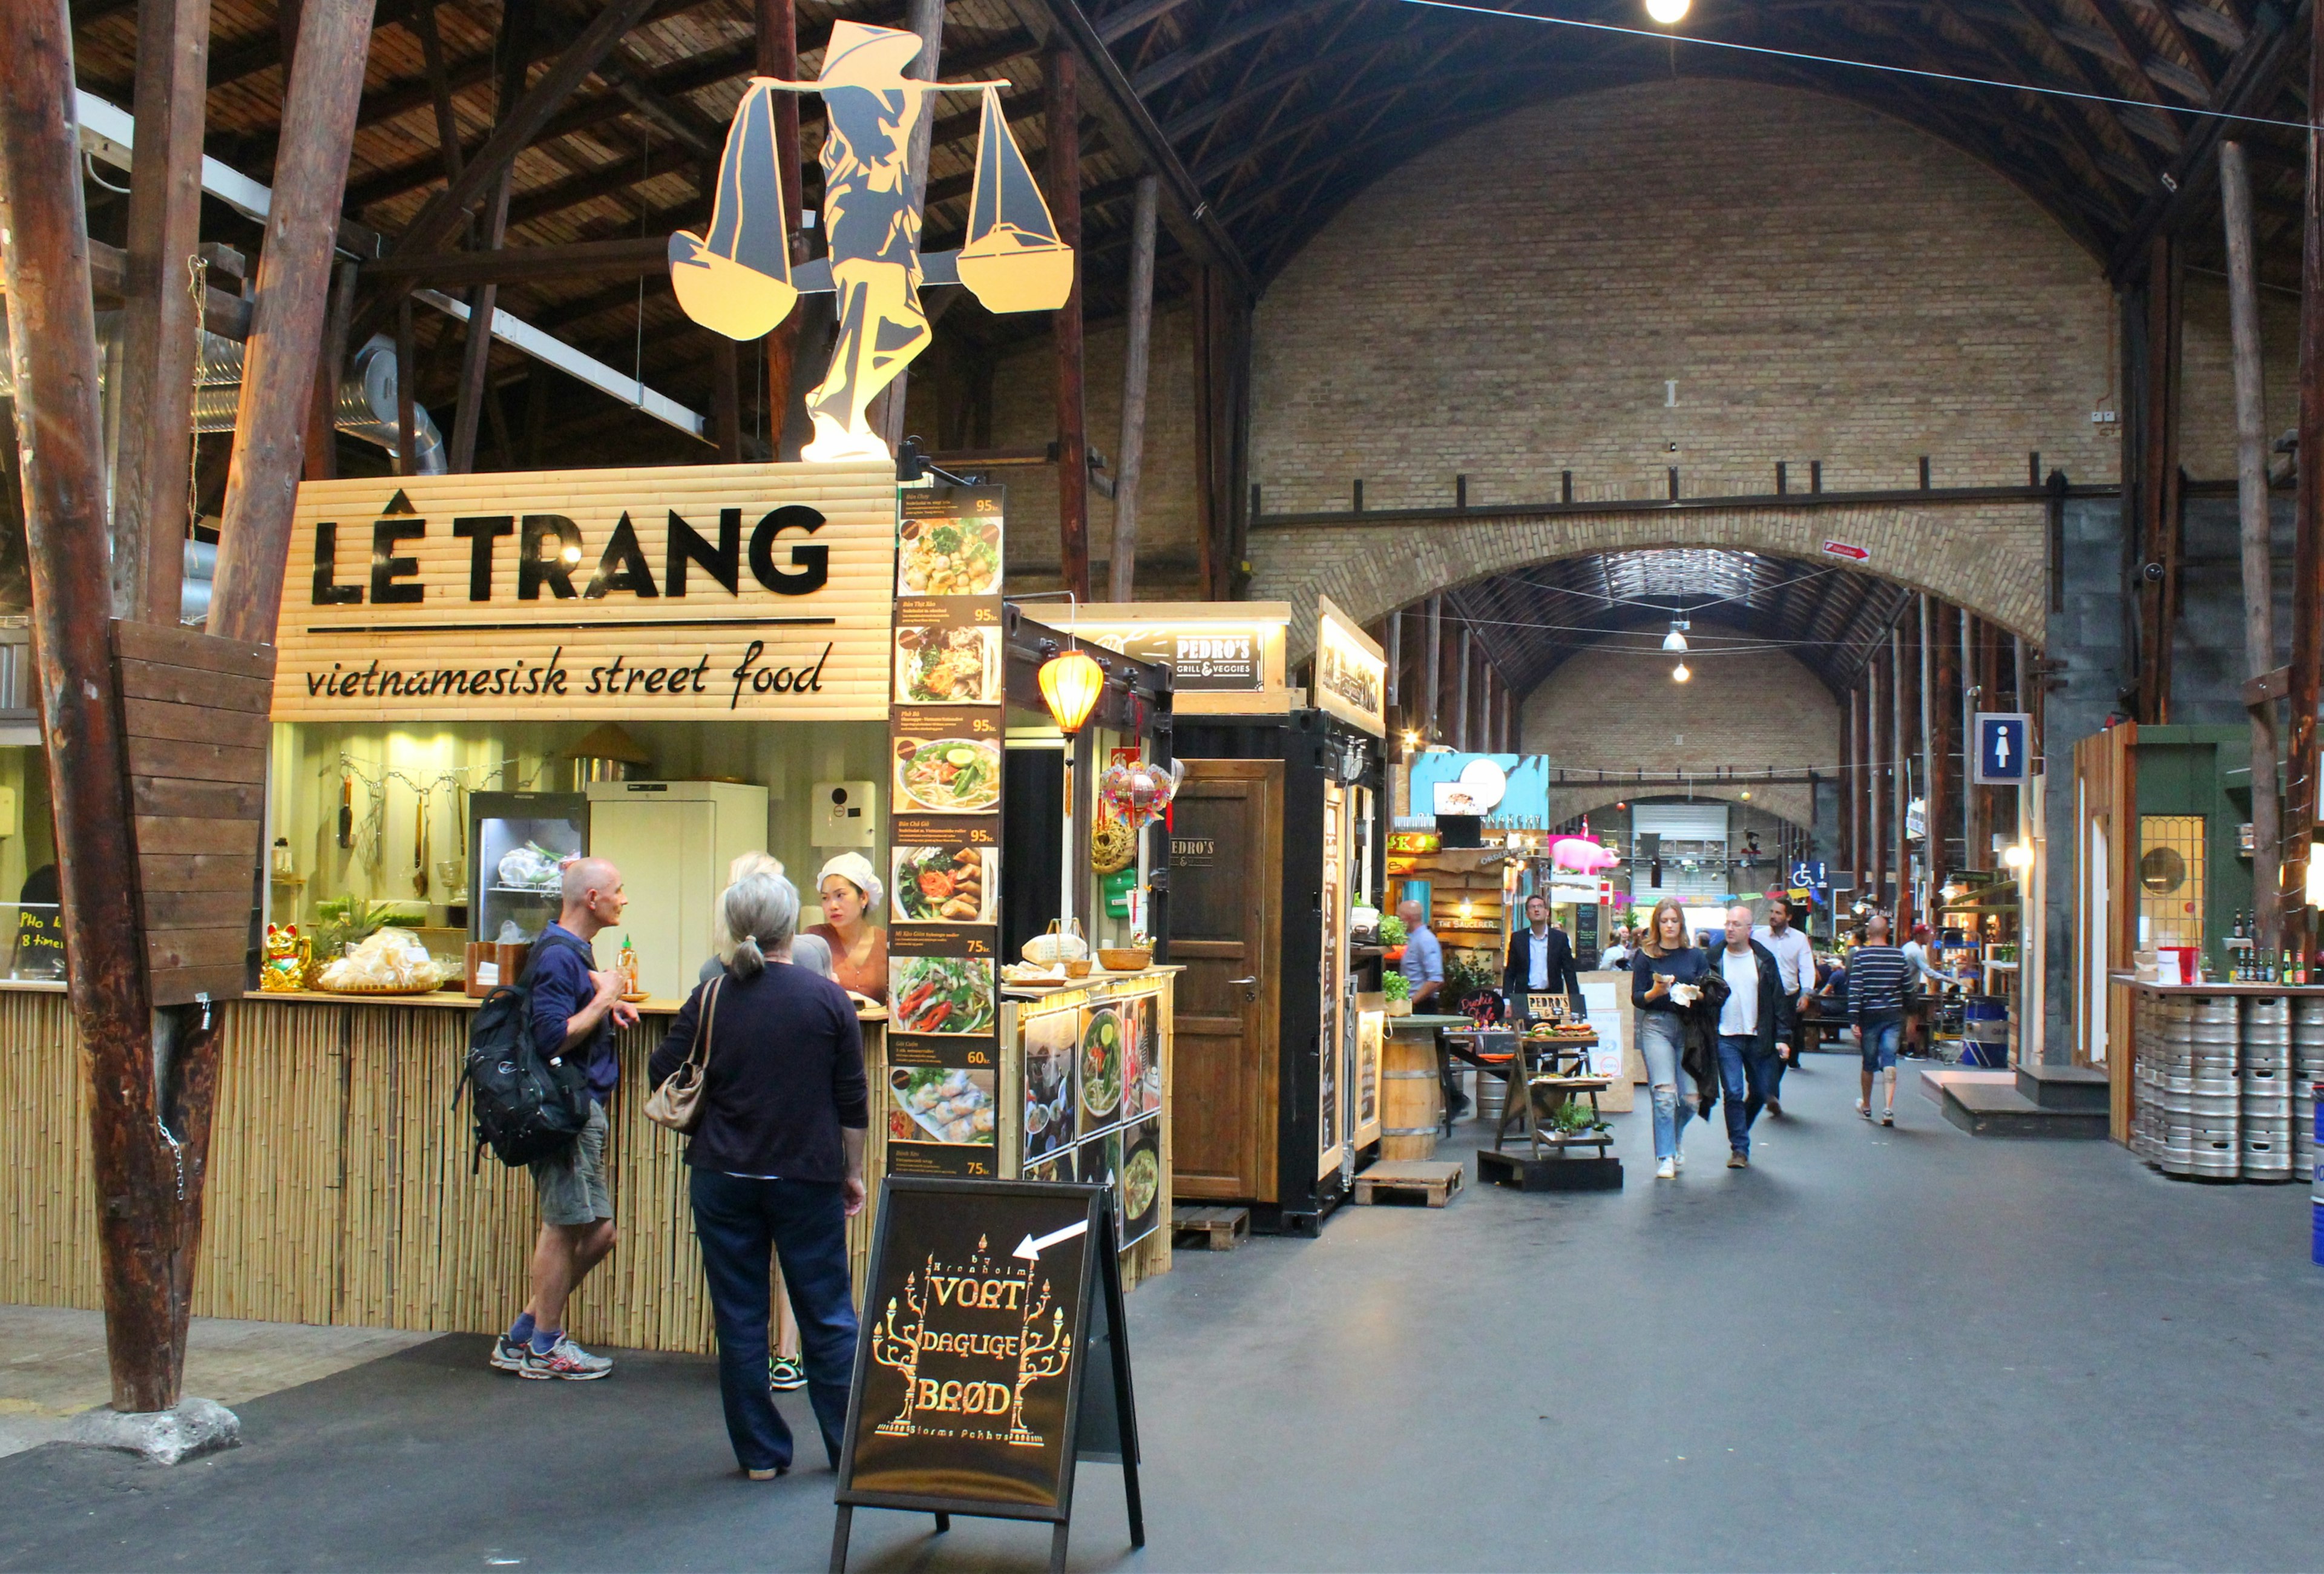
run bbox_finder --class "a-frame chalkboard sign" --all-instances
[830,1177,1144,1574]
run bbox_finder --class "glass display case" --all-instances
[468,791,588,945]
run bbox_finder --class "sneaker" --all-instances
[490,1334,530,1373]
[1767,1099,1784,1118]
[520,1335,612,1381]
[1880,1107,1894,1127]
[1857,1100,1872,1120]
[745,1466,787,1481]
[769,1354,806,1391]
[1655,1156,1677,1180]
[1672,1147,1685,1173]
[1727,1150,1748,1168]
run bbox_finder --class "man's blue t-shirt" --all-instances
[531,922,617,1102]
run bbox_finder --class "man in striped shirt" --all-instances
[1846,912,1912,1127]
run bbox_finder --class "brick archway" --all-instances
[1250,499,2045,664]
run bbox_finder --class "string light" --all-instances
[1670,660,1691,683]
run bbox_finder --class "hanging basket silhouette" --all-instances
[956,87,1074,314]
[668,80,797,340]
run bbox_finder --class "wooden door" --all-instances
[1169,760,1282,1202]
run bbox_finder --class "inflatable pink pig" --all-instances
[1549,837,1620,874]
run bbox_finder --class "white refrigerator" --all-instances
[584,780,769,999]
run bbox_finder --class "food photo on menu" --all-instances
[887,1065,997,1148]
[893,735,1002,814]
[1122,993,1161,1119]
[888,955,996,1035]
[1022,1010,1079,1163]
[894,624,999,704]
[1079,1005,1124,1131]
[897,513,1003,597]
[892,844,995,924]
[1121,1118,1161,1244]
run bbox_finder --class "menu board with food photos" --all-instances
[1014,981,1166,1248]
[831,1177,1144,1567]
[887,487,1005,1177]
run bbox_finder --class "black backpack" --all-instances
[460,933,598,1170]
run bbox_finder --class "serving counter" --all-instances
[0,984,899,1356]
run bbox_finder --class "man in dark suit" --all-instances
[1501,892,1584,1026]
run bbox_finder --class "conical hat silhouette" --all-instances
[815,21,922,84]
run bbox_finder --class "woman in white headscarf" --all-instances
[806,851,887,1002]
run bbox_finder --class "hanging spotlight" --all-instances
[1644,0,1690,24]
[1662,620,1690,653]
[1671,660,1692,683]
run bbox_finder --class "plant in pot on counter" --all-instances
[1378,914,1407,960]
[1382,969,1412,1010]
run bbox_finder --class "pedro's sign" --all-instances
[272,460,898,722]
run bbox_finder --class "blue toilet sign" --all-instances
[1973,713,2032,785]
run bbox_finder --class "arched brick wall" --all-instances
[1241,77,2100,656]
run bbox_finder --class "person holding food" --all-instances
[806,852,888,1003]
[1632,896,1712,1179]
[651,872,867,1480]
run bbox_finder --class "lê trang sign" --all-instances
[272,460,898,721]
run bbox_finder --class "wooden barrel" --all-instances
[1380,1026,1442,1161]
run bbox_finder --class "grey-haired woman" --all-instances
[649,872,868,1479]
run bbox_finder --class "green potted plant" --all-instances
[1378,913,1407,962]
[1382,968,1412,1016]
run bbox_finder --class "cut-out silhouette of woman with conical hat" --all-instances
[670,21,1074,463]
[774,22,1000,461]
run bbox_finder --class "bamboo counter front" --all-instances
[0,973,1175,1352]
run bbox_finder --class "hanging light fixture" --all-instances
[1038,648,1105,736]
[1644,0,1690,24]
[1662,620,1689,653]
[1671,660,1692,683]
[2003,843,2033,870]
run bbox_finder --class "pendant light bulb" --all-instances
[1644,0,1690,24]
[1671,660,1692,684]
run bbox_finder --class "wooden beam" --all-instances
[359,234,674,286]
[0,0,176,1415]
[1048,44,1091,602]
[212,0,379,645]
[1001,0,1253,292]
[760,0,808,458]
[449,0,534,476]
[352,0,661,344]
[1107,174,1158,604]
[2286,0,2324,955]
[110,0,209,627]
[2225,139,2285,949]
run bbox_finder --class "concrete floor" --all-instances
[0,1308,433,1459]
[3,1053,2322,1572]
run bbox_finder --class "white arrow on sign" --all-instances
[1013,1219,1090,1261]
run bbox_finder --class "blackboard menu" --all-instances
[887,486,1005,1177]
[835,1176,1140,1533]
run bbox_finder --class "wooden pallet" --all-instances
[1351,1160,1463,1208]
[1171,1204,1251,1251]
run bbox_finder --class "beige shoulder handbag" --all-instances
[645,976,722,1133]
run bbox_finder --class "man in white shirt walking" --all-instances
[1713,904,1785,1167]
[1752,895,1817,1115]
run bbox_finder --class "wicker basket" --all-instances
[1098,946,1151,972]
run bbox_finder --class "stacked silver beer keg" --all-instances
[2295,998,2324,1178]
[2240,996,2294,1180]
[2134,995,2241,1177]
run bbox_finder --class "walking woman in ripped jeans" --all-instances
[1632,897,1710,1179]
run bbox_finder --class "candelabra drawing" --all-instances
[669,21,1074,463]
[1008,1276,1070,1449]
[867,1266,929,1438]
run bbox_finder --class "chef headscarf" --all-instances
[816,851,884,913]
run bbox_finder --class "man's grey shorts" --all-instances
[531,1100,612,1226]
